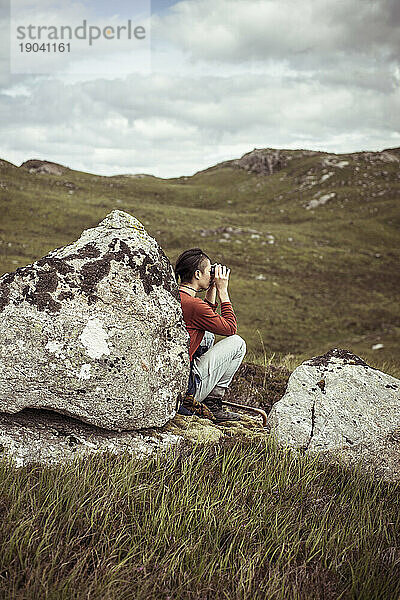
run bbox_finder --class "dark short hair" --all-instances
[174,248,211,283]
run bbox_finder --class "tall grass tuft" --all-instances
[1,434,399,599]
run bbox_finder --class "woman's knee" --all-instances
[230,334,246,355]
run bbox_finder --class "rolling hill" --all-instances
[0,146,399,374]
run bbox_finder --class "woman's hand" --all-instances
[213,264,230,292]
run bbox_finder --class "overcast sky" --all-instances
[0,0,399,177]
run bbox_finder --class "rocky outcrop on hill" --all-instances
[353,149,400,164]
[0,210,190,431]
[20,159,68,175]
[232,149,287,175]
[292,146,400,210]
[214,148,321,176]
[268,348,400,480]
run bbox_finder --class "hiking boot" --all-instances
[181,393,216,422]
[202,397,242,422]
[177,404,194,416]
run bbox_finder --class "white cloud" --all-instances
[156,0,400,68]
[0,0,399,177]
[133,117,198,140]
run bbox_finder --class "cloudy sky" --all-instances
[0,0,399,177]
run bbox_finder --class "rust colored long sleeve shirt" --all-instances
[179,290,237,361]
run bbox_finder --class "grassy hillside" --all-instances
[0,147,399,376]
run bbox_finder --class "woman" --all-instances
[175,248,246,422]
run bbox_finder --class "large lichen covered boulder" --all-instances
[268,348,400,453]
[0,210,190,430]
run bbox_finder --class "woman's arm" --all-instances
[192,299,237,336]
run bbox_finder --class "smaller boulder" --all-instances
[268,348,400,456]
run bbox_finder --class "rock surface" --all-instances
[306,192,336,210]
[232,149,287,175]
[0,408,181,467]
[0,407,264,467]
[0,210,190,430]
[215,148,321,176]
[20,159,68,175]
[322,426,400,483]
[268,348,400,453]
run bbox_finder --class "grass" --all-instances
[245,350,400,380]
[1,436,399,600]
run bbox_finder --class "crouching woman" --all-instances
[175,248,246,422]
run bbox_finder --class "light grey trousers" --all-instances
[192,331,246,402]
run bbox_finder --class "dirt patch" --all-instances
[224,361,291,413]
